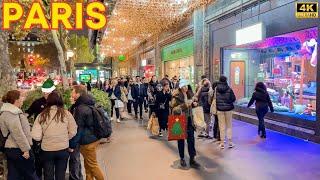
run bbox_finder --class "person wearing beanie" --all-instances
[26,78,56,179]
[216,76,236,149]
[171,79,201,169]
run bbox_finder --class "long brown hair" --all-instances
[39,91,66,124]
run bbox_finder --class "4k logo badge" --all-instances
[296,2,318,18]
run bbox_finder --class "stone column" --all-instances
[193,5,205,83]
[154,37,162,78]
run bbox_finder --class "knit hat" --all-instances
[42,78,56,93]
[179,79,190,88]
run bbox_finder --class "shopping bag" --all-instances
[147,115,159,136]
[208,115,215,138]
[168,115,187,141]
[210,88,217,115]
[114,100,124,108]
[192,106,206,130]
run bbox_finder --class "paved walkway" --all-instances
[96,117,320,180]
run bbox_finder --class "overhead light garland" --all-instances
[101,0,214,56]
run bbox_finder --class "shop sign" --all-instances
[230,52,248,59]
[162,37,194,62]
[236,23,265,45]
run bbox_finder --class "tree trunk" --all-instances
[51,30,69,89]
[0,0,16,97]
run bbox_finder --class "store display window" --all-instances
[223,27,318,121]
[164,56,195,87]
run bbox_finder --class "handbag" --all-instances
[168,115,187,141]
[210,88,217,115]
[192,106,206,130]
[159,98,167,110]
[114,99,124,108]
[33,117,54,154]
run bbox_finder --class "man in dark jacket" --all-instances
[216,76,236,149]
[131,76,147,120]
[26,78,56,179]
[70,85,104,180]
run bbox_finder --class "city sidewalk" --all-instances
[97,117,320,180]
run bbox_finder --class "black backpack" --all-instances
[0,111,16,152]
[89,106,112,139]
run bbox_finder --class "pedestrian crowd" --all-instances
[0,73,274,179]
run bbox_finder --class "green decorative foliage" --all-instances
[22,87,72,112]
[90,88,111,114]
[21,89,43,112]
[56,87,72,110]
[172,120,183,135]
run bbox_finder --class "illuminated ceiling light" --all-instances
[181,7,188,13]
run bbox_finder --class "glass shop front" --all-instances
[222,27,318,122]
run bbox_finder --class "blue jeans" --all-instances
[256,106,269,136]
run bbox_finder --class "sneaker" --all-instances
[260,134,267,139]
[228,142,235,148]
[134,115,138,119]
[190,159,201,169]
[116,119,121,123]
[180,159,187,168]
[110,117,114,121]
[158,132,163,137]
[197,132,206,138]
[219,143,225,149]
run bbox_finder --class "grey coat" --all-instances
[0,103,32,152]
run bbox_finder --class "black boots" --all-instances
[180,159,187,168]
[180,158,201,169]
[189,159,201,169]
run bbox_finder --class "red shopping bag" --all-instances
[168,115,187,141]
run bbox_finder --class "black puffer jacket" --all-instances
[248,87,274,112]
[216,82,236,111]
[71,94,99,146]
[199,86,211,113]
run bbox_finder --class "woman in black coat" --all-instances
[155,82,172,137]
[248,82,274,138]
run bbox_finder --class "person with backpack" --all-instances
[70,85,105,180]
[0,90,38,180]
[216,76,236,149]
[247,82,274,138]
[31,92,77,180]
[198,79,212,138]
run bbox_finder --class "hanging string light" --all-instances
[101,0,214,56]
